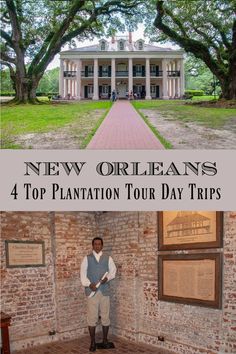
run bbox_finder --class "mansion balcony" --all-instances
[116,70,128,77]
[167,70,180,77]
[64,71,76,78]
[81,70,94,77]
[63,69,181,79]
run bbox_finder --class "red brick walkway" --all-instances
[87,101,164,149]
[13,335,175,354]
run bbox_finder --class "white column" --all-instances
[168,63,172,97]
[168,63,172,98]
[65,60,69,98]
[73,63,76,96]
[170,62,174,98]
[93,58,99,100]
[172,61,176,98]
[169,62,173,98]
[177,78,181,97]
[145,58,151,99]
[76,59,82,100]
[162,59,168,99]
[176,60,181,97]
[73,79,76,97]
[111,58,116,91]
[69,62,73,96]
[180,58,185,97]
[59,59,64,97]
[128,58,133,94]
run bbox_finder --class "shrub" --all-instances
[185,90,204,96]
[36,92,59,97]
[0,91,59,97]
[0,91,15,96]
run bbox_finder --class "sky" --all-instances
[47,25,178,70]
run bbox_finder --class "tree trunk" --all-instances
[220,75,236,100]
[11,74,41,104]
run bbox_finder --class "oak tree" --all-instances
[153,0,236,100]
[0,0,144,103]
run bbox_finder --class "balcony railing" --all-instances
[99,72,111,78]
[168,70,180,77]
[150,71,163,77]
[133,72,145,77]
[81,71,94,77]
[64,69,180,79]
[81,71,111,77]
[64,71,76,78]
[116,71,128,77]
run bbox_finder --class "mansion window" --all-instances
[101,85,109,94]
[88,85,93,94]
[136,85,142,94]
[136,64,142,76]
[88,65,93,76]
[150,85,156,94]
[138,41,143,50]
[101,41,106,51]
[150,64,156,74]
[102,65,108,76]
[119,41,125,50]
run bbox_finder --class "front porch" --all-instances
[59,58,184,100]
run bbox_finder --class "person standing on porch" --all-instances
[111,90,116,102]
[80,237,117,352]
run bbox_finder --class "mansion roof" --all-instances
[60,34,184,57]
[63,43,173,53]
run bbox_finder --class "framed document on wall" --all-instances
[6,240,45,268]
[158,211,223,250]
[158,253,222,309]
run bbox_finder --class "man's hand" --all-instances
[89,283,97,291]
[101,277,108,284]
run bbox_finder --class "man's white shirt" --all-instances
[80,251,117,287]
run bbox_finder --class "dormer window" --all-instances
[135,39,144,51]
[99,39,108,50]
[119,41,124,50]
[138,41,143,50]
[117,39,126,51]
[101,40,106,51]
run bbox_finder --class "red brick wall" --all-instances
[0,211,97,351]
[98,212,236,354]
[1,211,235,353]
[54,212,96,338]
[1,212,56,349]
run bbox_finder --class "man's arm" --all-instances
[106,256,117,282]
[80,256,91,287]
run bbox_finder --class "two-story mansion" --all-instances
[59,33,185,100]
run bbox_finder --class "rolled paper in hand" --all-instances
[88,272,109,298]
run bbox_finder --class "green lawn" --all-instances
[132,98,236,129]
[1,100,112,148]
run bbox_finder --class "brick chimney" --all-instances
[129,31,132,44]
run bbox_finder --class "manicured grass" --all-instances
[1,100,111,134]
[1,100,112,148]
[132,99,236,129]
[132,103,172,149]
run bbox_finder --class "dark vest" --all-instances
[85,253,110,297]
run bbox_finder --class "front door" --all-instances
[117,84,127,98]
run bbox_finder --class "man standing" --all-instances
[80,237,116,352]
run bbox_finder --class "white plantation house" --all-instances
[59,33,185,100]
